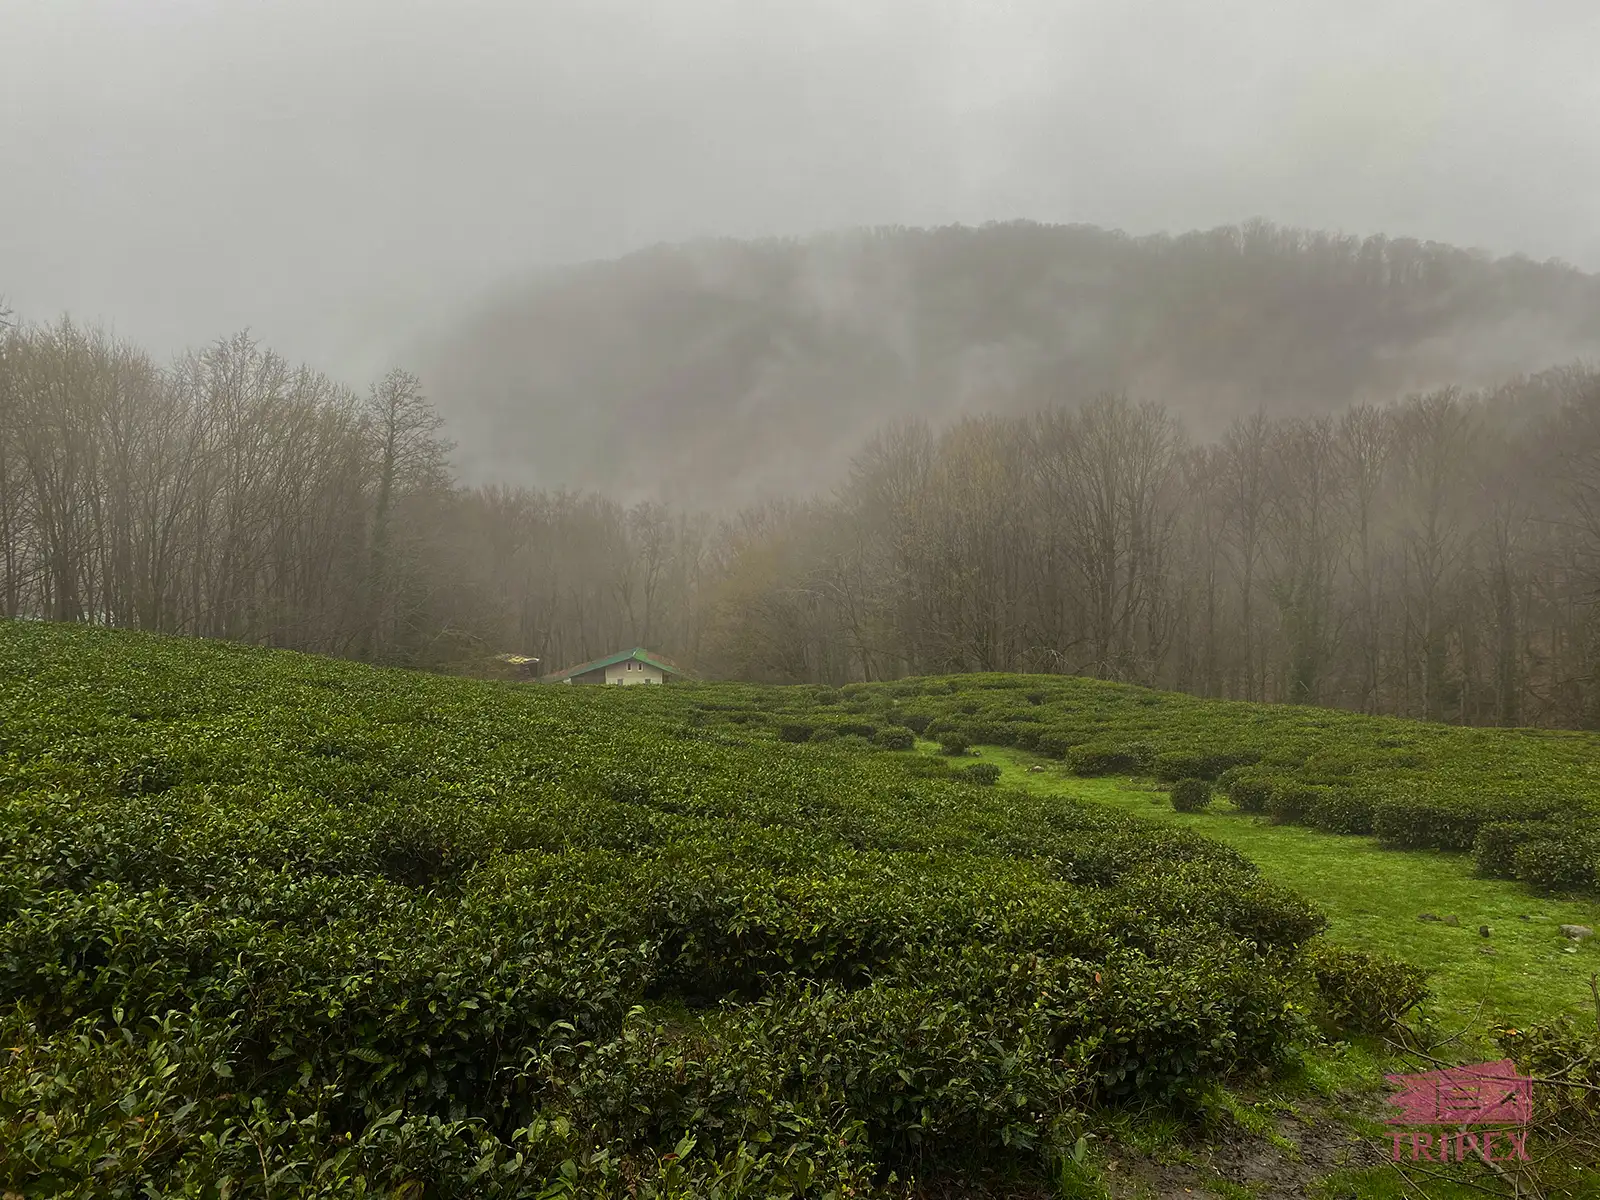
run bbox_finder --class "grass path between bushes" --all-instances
[908,744,1600,1195]
[956,744,1600,1036]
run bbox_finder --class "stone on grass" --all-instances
[1560,924,1593,940]
[1479,926,1491,938]
[1443,915,1460,927]
[1417,913,1441,923]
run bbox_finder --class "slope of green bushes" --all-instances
[0,623,1346,1198]
[671,674,1600,893]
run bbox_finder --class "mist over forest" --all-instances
[423,219,1600,506]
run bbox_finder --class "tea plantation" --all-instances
[8,624,1600,1198]
[663,675,1600,895]
[0,622,1395,1198]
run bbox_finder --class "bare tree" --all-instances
[1218,412,1272,700]
[360,368,452,660]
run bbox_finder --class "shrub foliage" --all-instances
[960,762,1002,786]
[1306,943,1430,1034]
[0,621,1353,1196]
[1170,778,1213,813]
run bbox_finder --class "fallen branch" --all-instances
[1391,1158,1514,1199]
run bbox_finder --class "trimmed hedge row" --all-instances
[1474,821,1562,878]
[683,670,1600,899]
[1153,749,1262,782]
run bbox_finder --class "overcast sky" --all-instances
[5,0,1599,382]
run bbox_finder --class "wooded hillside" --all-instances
[423,220,1600,505]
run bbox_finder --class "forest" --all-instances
[4,322,1600,728]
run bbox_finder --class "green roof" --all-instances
[539,647,687,682]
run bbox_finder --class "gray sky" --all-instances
[5,0,1599,382]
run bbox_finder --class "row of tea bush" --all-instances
[668,674,1600,893]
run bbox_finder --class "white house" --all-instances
[539,647,687,685]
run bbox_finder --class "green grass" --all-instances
[1309,1168,1500,1199]
[970,745,1600,1033]
[912,739,1600,1196]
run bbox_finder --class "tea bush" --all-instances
[1473,820,1562,878]
[1037,731,1077,759]
[1153,749,1260,782]
[1223,769,1280,815]
[959,721,1019,746]
[1067,742,1148,776]
[873,726,915,751]
[1304,788,1376,835]
[1511,835,1598,892]
[1306,943,1430,1034]
[0,621,1358,1196]
[1373,795,1491,851]
[1170,778,1212,812]
[1266,782,1330,826]
[1500,1019,1600,1133]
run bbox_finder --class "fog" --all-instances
[5,0,1600,383]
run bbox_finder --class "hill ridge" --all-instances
[421,218,1600,505]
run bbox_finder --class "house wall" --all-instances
[604,661,663,685]
[562,662,664,684]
